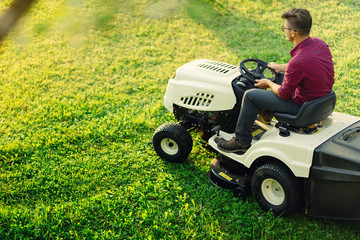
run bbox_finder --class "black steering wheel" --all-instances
[239,58,277,83]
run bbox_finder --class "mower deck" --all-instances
[209,156,251,199]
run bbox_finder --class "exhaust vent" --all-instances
[180,93,214,107]
[197,61,237,74]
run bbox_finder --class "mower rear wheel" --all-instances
[251,162,301,216]
[153,122,193,163]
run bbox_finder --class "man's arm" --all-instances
[254,62,288,97]
[254,79,281,97]
[268,62,287,73]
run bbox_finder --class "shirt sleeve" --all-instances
[278,61,304,101]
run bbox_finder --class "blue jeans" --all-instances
[235,88,300,145]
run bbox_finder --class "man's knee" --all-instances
[243,88,264,102]
[243,88,279,110]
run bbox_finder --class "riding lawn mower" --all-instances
[152,58,360,219]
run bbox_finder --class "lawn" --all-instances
[0,0,359,239]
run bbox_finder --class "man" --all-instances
[217,8,334,153]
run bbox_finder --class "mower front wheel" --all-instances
[153,122,193,163]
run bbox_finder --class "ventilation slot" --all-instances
[180,93,214,107]
[197,61,237,74]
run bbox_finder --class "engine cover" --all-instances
[164,59,239,112]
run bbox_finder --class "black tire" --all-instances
[152,122,193,163]
[251,162,301,216]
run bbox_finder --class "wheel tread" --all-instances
[153,122,193,163]
[251,162,301,216]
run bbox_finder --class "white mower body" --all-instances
[164,59,238,112]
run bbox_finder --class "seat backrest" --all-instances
[274,91,336,127]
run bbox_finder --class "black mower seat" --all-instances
[274,91,336,127]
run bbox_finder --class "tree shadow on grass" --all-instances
[341,0,360,11]
[185,0,291,62]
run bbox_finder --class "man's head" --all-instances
[281,8,312,37]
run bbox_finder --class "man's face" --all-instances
[283,19,294,42]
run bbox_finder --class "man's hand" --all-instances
[255,79,281,97]
[254,79,270,89]
[267,62,287,73]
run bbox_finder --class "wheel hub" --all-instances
[261,178,285,206]
[160,138,179,155]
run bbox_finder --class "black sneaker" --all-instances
[217,137,250,153]
[214,137,226,144]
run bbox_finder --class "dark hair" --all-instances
[282,8,312,36]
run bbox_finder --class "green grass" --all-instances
[0,0,359,239]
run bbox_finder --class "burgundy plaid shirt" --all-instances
[278,37,334,106]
